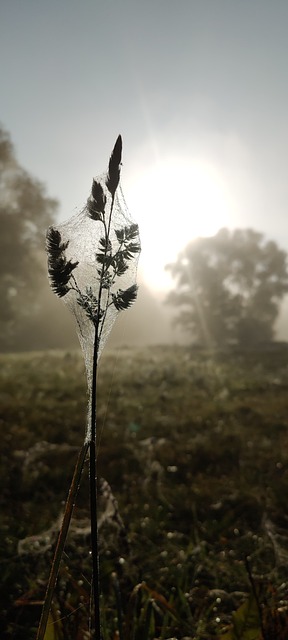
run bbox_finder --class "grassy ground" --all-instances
[1,345,288,639]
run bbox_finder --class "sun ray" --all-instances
[127,157,236,291]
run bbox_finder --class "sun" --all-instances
[126,156,235,292]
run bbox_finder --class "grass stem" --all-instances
[36,442,89,640]
[89,328,101,639]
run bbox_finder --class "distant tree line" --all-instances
[0,125,58,351]
[166,228,288,348]
[1,124,288,351]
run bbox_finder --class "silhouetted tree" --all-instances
[166,228,288,348]
[0,125,58,350]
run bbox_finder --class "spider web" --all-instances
[48,170,140,402]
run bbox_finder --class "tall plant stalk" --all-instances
[37,335,100,639]
[37,136,140,639]
[89,328,101,637]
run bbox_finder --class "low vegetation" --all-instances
[1,345,288,639]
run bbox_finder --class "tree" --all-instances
[166,228,288,348]
[0,125,58,350]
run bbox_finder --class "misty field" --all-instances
[1,345,288,639]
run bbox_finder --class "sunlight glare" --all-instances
[127,157,235,292]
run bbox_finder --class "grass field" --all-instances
[1,345,288,639]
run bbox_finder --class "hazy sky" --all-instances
[1,0,288,293]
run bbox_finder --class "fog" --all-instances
[2,2,288,352]
[10,273,288,354]
[15,275,185,353]
[274,298,288,342]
